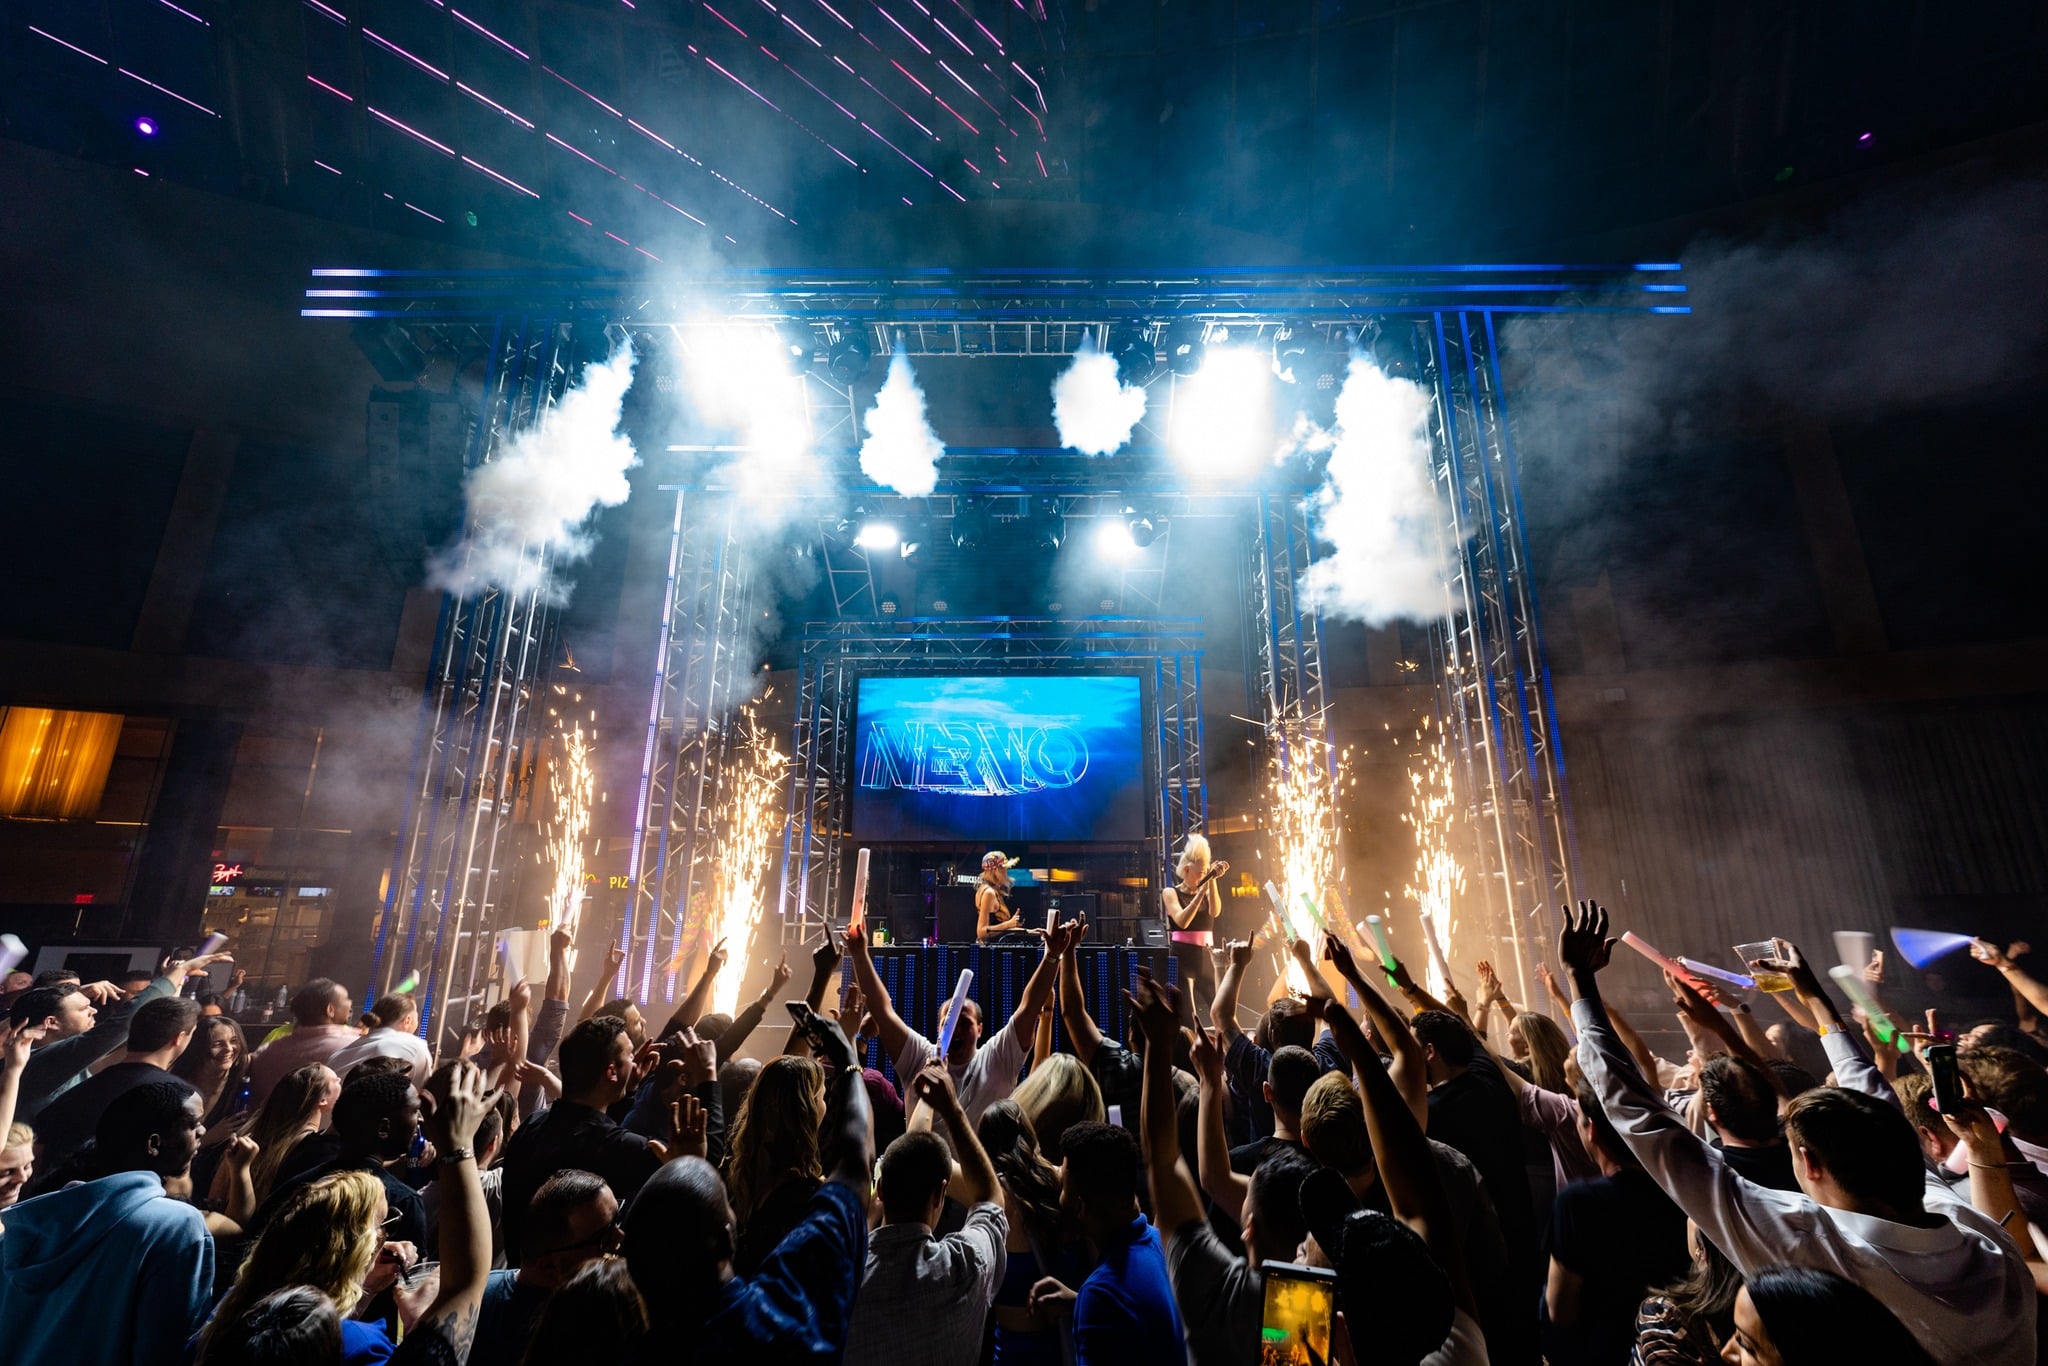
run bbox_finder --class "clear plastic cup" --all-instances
[1735,939,1794,992]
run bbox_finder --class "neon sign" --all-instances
[858,722,1090,796]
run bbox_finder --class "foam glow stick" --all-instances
[1831,931,1876,974]
[1621,931,1689,982]
[396,970,421,995]
[1299,893,1327,931]
[0,934,26,976]
[1828,964,1899,1043]
[1263,881,1284,912]
[1419,916,1454,983]
[848,848,871,929]
[1676,956,1755,991]
[498,935,525,989]
[935,969,975,1057]
[1890,926,1976,969]
[198,932,229,958]
[1364,915,1397,971]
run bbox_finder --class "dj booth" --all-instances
[845,943,1179,1084]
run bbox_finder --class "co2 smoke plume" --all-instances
[1052,339,1147,455]
[1297,356,1448,626]
[428,342,639,603]
[859,351,945,497]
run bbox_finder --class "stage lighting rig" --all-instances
[1095,519,1138,560]
[779,323,818,365]
[853,521,901,551]
[1123,506,1165,548]
[827,327,874,383]
[1162,320,1206,377]
[950,496,994,550]
[1033,497,1067,552]
[1369,319,1419,379]
[1108,323,1157,385]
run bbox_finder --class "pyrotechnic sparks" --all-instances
[700,699,791,1014]
[1400,715,1465,997]
[1258,706,1353,992]
[544,719,595,939]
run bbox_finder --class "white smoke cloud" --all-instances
[673,322,820,532]
[859,351,944,496]
[427,342,638,603]
[1297,355,1449,626]
[1052,339,1147,455]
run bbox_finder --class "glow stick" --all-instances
[935,969,975,1058]
[1621,931,1689,981]
[0,934,25,976]
[848,847,871,929]
[1889,926,1976,969]
[396,971,420,995]
[498,935,525,990]
[1263,881,1283,912]
[198,932,229,958]
[1299,893,1327,931]
[1364,915,1397,971]
[1828,964,1899,1043]
[1676,956,1755,991]
[1831,931,1875,974]
[1419,916,1454,983]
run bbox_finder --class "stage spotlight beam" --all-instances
[1096,519,1139,560]
[1170,347,1272,476]
[853,522,900,550]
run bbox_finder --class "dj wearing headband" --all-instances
[975,851,1036,944]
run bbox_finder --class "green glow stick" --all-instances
[1828,964,1898,1044]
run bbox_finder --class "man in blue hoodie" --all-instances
[0,1078,213,1366]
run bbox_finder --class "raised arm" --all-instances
[525,930,573,1076]
[918,1063,999,1206]
[660,938,727,1038]
[410,1061,494,1359]
[1321,934,1428,1124]
[578,946,626,1024]
[1057,916,1106,1066]
[1210,938,1255,1042]
[1131,975,1209,1239]
[0,1023,42,1154]
[1190,1020,1248,1221]
[1972,940,2048,1021]
[1665,972,1782,1092]
[1771,943,1893,1108]
[846,928,917,1069]
[798,1009,875,1189]
[1561,903,1812,1276]
[1348,982,1473,1316]
[1389,954,1456,1020]
[784,931,846,1059]
[716,952,790,1061]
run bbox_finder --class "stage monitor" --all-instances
[851,674,1145,842]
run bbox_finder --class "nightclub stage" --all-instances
[315,266,1689,1035]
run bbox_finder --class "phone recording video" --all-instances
[1257,1261,1336,1366]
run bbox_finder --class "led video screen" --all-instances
[851,674,1146,842]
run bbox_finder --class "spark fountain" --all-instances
[544,720,595,939]
[702,699,792,1014]
[1260,706,1352,992]
[1400,717,1465,997]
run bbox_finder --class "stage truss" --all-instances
[314,266,1685,1028]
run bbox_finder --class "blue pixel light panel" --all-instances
[851,675,1146,842]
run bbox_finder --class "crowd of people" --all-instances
[1,902,2046,1366]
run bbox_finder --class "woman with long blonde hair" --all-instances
[1513,1012,1574,1096]
[723,1054,825,1275]
[1162,832,1229,1019]
[1010,1052,1103,1155]
[195,1170,388,1365]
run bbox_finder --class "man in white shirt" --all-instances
[1559,902,2036,1366]
[842,1064,1008,1366]
[848,919,1061,1124]
[326,992,434,1087]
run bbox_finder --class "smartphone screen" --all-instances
[1928,1043,1964,1115]
[1258,1261,1336,1366]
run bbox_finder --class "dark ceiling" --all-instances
[8,0,2048,268]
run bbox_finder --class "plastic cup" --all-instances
[1735,939,1793,992]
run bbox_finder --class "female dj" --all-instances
[1162,833,1229,1013]
[975,850,1033,943]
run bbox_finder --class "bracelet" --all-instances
[1969,1160,2031,1170]
[437,1148,475,1165]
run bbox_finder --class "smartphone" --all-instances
[1928,1043,1965,1115]
[1257,1261,1337,1366]
[1106,1104,1123,1130]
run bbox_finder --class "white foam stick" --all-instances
[0,934,25,976]
[935,968,975,1057]
[849,847,872,927]
[198,932,229,958]
[1419,916,1453,981]
[1831,930,1876,973]
[498,934,526,990]
[1676,956,1755,991]
[1828,964,1899,1042]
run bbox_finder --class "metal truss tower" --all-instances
[368,315,579,1041]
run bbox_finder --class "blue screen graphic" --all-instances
[851,674,1146,842]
